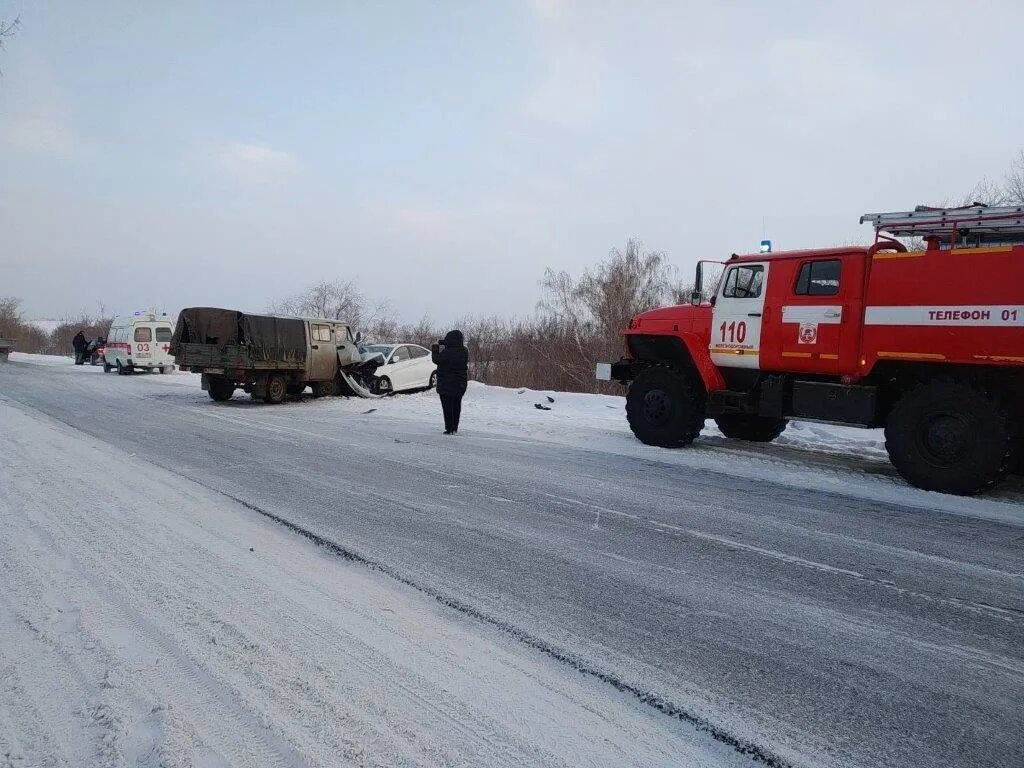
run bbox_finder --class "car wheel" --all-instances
[116,361,129,376]
[374,376,393,396]
[428,371,438,389]
[103,360,113,373]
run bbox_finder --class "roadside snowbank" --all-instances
[9,351,92,367]
[0,400,743,768]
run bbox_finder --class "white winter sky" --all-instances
[1,1,1022,323]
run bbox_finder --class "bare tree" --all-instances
[532,240,681,392]
[0,15,20,75]
[48,310,114,355]
[955,176,1009,207]
[269,279,396,336]
[0,297,22,336]
[539,239,676,339]
[0,297,50,353]
[1004,150,1024,205]
[270,280,365,323]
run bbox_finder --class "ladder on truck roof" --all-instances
[860,204,1024,247]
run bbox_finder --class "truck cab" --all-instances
[599,204,1024,495]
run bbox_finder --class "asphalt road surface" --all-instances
[1,358,1022,768]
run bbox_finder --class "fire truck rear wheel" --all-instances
[714,415,789,442]
[208,377,235,402]
[626,367,705,448]
[885,381,1011,495]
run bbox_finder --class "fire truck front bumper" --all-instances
[595,358,637,383]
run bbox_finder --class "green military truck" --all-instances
[170,307,375,403]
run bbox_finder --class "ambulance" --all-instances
[104,311,177,374]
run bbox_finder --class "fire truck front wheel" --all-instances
[626,367,705,448]
[715,415,788,443]
[885,381,1011,495]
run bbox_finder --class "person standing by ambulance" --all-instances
[72,330,89,365]
[431,330,469,434]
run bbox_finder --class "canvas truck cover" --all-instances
[172,308,308,364]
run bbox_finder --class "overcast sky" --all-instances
[1,0,1022,323]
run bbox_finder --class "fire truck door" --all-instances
[710,262,769,370]
[778,258,847,374]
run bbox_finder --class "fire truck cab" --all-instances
[598,205,1024,495]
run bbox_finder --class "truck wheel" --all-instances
[264,375,288,404]
[311,380,337,398]
[626,367,705,448]
[208,378,235,402]
[116,361,129,376]
[715,415,788,442]
[885,381,1011,495]
[335,375,356,397]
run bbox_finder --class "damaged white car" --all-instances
[360,344,437,394]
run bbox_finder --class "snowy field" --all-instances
[1,353,1022,768]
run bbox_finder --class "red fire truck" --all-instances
[597,205,1024,495]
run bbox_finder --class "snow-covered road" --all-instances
[1,355,1022,768]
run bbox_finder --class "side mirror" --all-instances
[689,290,702,306]
[355,331,362,343]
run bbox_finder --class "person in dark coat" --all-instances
[72,330,88,365]
[431,330,469,434]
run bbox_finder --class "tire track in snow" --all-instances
[171,474,795,768]
[0,461,307,768]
